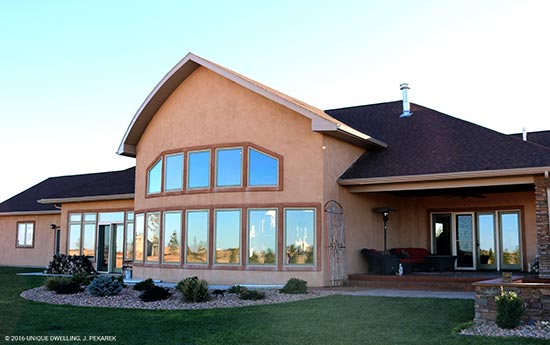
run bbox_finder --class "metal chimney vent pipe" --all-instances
[522,127,527,141]
[400,83,412,117]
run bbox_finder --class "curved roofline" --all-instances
[117,53,385,157]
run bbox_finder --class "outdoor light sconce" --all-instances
[50,224,59,230]
[372,207,397,252]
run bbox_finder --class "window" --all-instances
[147,159,162,194]
[248,209,277,265]
[67,212,101,258]
[134,214,145,262]
[146,213,160,262]
[82,213,96,258]
[163,211,182,263]
[125,212,134,260]
[165,153,184,191]
[248,148,278,186]
[214,209,241,264]
[185,210,209,264]
[16,222,34,248]
[187,150,210,189]
[284,209,316,265]
[216,148,243,187]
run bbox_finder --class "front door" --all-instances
[97,224,124,272]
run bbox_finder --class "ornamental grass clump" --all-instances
[44,276,82,295]
[176,276,211,303]
[495,287,524,329]
[238,289,265,301]
[280,278,308,294]
[133,278,155,291]
[87,275,123,297]
[228,285,248,294]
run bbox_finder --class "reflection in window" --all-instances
[216,148,242,187]
[82,223,96,257]
[16,222,34,248]
[215,209,241,264]
[501,212,520,265]
[248,209,277,265]
[134,214,144,262]
[186,210,209,264]
[285,209,315,265]
[125,221,134,260]
[147,159,162,194]
[188,150,210,189]
[146,213,160,262]
[165,153,184,191]
[163,211,182,263]
[248,148,278,186]
[68,214,81,255]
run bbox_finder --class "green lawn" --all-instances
[0,267,545,345]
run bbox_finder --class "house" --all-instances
[1,53,549,286]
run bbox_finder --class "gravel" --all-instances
[460,320,550,339]
[20,286,336,310]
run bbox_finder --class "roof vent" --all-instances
[522,127,527,141]
[400,83,412,118]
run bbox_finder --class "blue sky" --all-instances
[1,0,549,202]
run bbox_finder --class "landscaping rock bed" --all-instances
[21,286,335,310]
[460,320,550,339]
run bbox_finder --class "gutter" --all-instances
[38,193,135,204]
[0,210,61,216]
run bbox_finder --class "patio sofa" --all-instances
[389,247,431,273]
[360,248,400,275]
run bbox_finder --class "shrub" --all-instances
[139,285,171,302]
[228,285,248,294]
[176,276,210,303]
[45,254,96,275]
[134,278,155,291]
[87,275,123,297]
[239,289,265,301]
[495,287,524,329]
[71,272,96,286]
[280,278,308,294]
[44,276,82,294]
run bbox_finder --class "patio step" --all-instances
[347,273,493,291]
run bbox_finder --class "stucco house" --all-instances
[1,53,550,286]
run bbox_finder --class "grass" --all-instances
[0,266,547,345]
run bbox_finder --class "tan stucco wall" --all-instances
[0,213,61,267]
[133,66,329,286]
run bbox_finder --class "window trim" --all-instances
[16,221,35,248]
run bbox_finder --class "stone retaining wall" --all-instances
[473,278,550,322]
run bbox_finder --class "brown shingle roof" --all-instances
[0,167,135,213]
[326,102,550,180]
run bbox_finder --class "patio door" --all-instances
[455,213,475,270]
[499,211,521,270]
[477,213,497,270]
[97,224,124,273]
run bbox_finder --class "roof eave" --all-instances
[38,193,135,204]
[0,210,61,216]
[338,166,550,186]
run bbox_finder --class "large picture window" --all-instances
[165,153,184,191]
[214,209,241,264]
[134,214,145,262]
[163,211,182,263]
[248,148,278,186]
[188,150,210,189]
[186,210,209,264]
[216,148,243,187]
[147,159,162,194]
[146,213,160,262]
[284,209,316,265]
[16,222,34,248]
[248,209,277,265]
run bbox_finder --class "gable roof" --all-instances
[117,53,386,157]
[0,167,135,214]
[509,130,550,149]
[326,102,550,184]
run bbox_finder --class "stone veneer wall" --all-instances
[535,176,550,278]
[474,279,550,322]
